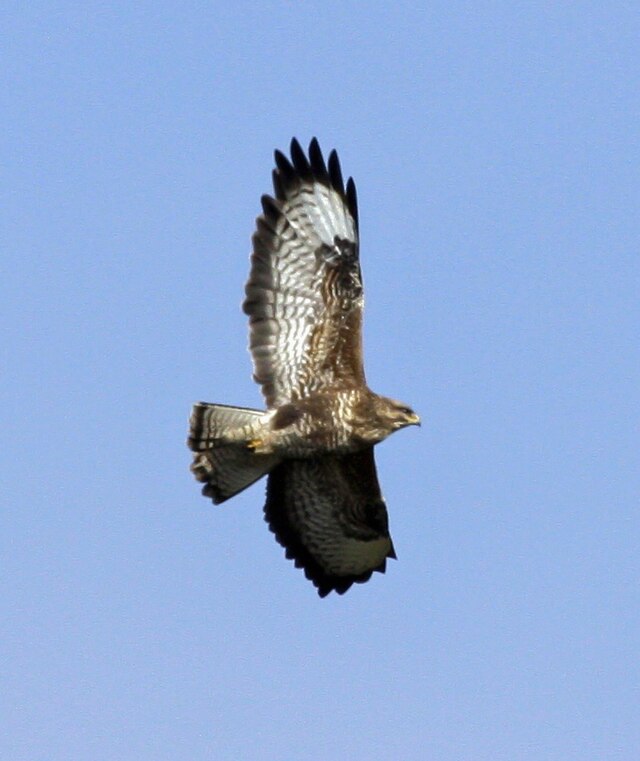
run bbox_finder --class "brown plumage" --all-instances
[188,138,419,596]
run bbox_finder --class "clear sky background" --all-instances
[2,3,638,760]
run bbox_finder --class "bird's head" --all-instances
[376,397,421,434]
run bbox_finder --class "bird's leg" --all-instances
[245,427,273,454]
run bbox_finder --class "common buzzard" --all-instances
[189,138,419,596]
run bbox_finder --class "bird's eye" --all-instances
[398,406,413,415]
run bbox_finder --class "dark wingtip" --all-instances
[308,137,329,183]
[260,193,281,219]
[273,147,289,170]
[327,149,345,195]
[269,139,357,224]
[274,148,297,187]
[346,177,358,229]
[290,137,312,179]
[272,168,285,200]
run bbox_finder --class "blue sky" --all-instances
[2,3,638,759]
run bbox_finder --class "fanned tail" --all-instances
[188,403,278,504]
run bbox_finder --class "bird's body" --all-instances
[188,138,418,596]
[194,388,414,457]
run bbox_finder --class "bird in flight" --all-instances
[188,138,419,596]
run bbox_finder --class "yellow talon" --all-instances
[247,438,263,451]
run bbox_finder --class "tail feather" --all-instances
[188,402,264,451]
[188,403,278,504]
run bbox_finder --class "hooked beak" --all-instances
[408,413,421,427]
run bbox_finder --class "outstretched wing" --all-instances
[243,138,364,409]
[264,447,396,597]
